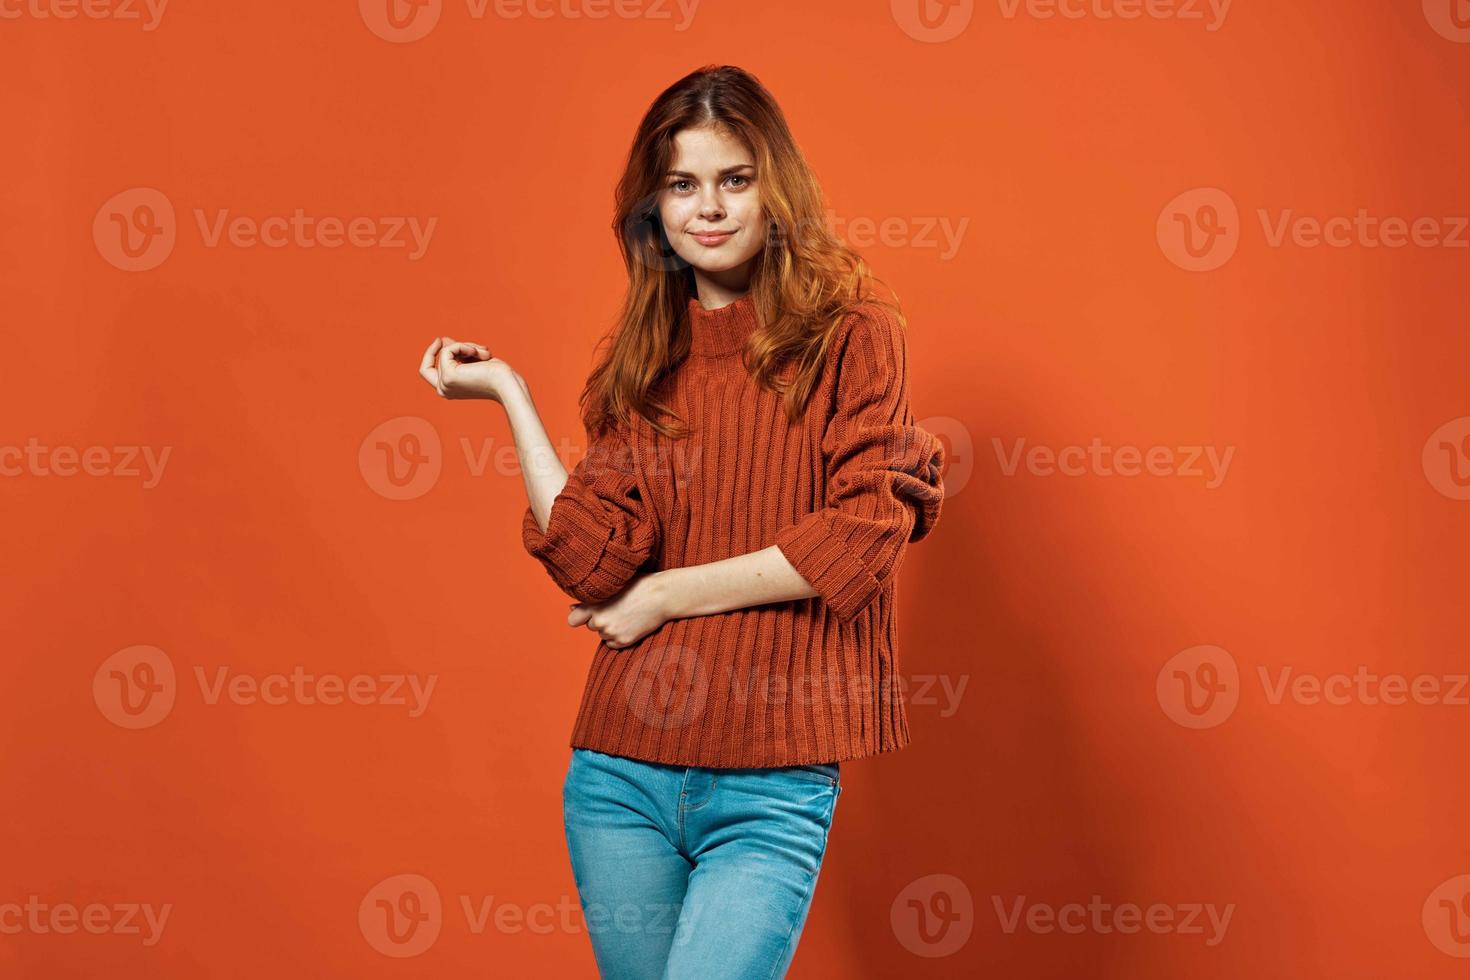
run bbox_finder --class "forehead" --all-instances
[668,127,754,171]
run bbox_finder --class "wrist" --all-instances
[649,568,686,620]
[496,367,530,404]
[499,375,535,418]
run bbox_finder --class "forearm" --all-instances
[656,546,819,619]
[501,377,570,532]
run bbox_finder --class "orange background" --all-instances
[3,0,1468,976]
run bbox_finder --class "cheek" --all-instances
[659,198,698,233]
[731,198,763,227]
[735,204,767,256]
[745,200,769,231]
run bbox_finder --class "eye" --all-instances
[726,174,751,189]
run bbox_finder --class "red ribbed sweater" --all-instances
[522,292,946,768]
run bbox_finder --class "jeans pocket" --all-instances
[785,762,839,786]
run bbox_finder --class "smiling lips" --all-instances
[690,229,736,246]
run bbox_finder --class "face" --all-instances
[657,126,765,292]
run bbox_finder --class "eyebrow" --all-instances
[665,164,756,178]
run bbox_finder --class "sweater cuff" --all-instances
[522,498,618,597]
[774,512,883,624]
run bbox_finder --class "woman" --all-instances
[418,65,945,979]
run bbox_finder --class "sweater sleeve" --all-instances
[773,306,945,624]
[522,422,661,605]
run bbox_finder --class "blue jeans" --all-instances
[561,747,843,979]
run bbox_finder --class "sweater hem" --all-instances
[566,730,911,770]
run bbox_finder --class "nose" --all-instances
[698,189,725,224]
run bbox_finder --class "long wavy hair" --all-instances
[580,64,905,441]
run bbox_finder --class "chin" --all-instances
[686,250,762,275]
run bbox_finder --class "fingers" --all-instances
[444,342,490,361]
[566,605,631,648]
[419,338,442,391]
[423,337,489,362]
[420,336,492,398]
[437,340,457,384]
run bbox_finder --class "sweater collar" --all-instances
[686,291,758,356]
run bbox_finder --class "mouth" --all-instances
[689,229,737,246]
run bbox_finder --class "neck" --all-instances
[690,267,752,309]
[686,290,759,357]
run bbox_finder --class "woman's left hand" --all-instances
[418,335,519,402]
[568,571,675,649]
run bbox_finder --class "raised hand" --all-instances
[419,336,516,402]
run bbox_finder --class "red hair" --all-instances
[582,64,906,440]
